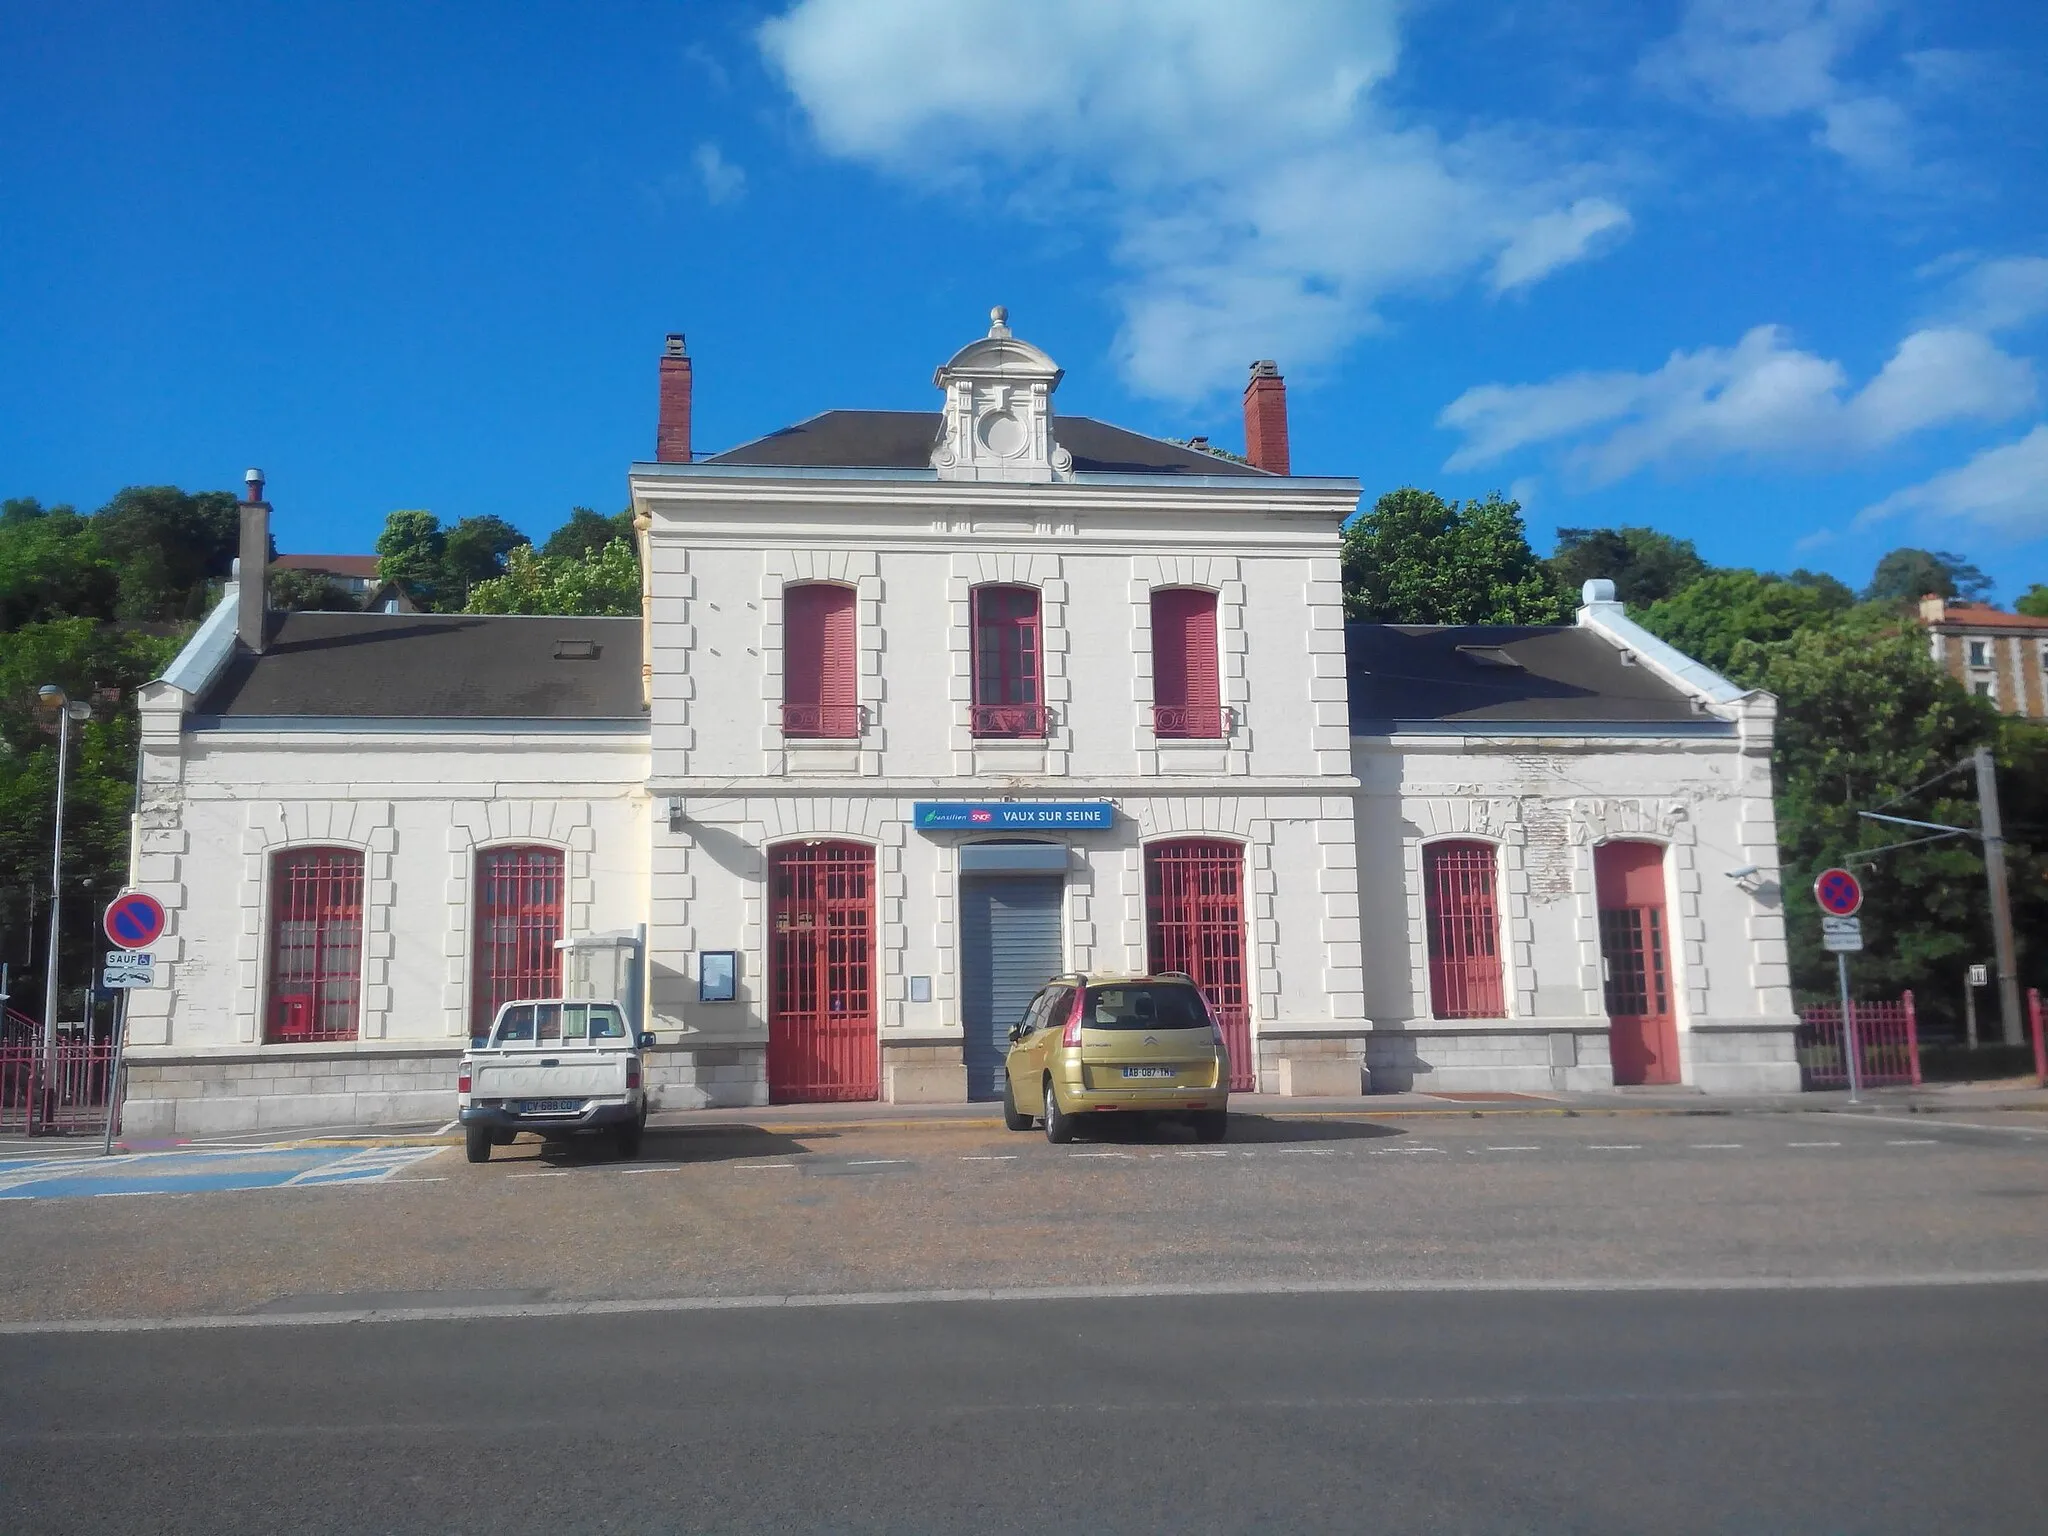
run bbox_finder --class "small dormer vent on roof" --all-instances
[553,638,601,661]
[930,306,1074,483]
[1455,644,1524,670]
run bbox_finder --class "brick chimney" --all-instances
[1918,593,1947,623]
[1243,360,1290,475]
[237,467,269,654]
[656,333,692,463]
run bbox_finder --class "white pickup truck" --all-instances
[457,999,653,1163]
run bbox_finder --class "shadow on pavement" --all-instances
[1063,1113,1406,1146]
[504,1125,830,1167]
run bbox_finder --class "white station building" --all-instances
[119,312,1804,1135]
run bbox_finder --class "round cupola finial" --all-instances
[988,305,1010,338]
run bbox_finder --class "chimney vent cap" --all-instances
[1249,360,1281,379]
[665,333,687,357]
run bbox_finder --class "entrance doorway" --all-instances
[768,841,877,1103]
[959,874,1065,1099]
[1145,838,1254,1091]
[1596,840,1680,1086]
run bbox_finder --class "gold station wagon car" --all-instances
[1001,972,1230,1143]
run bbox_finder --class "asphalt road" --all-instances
[2,1108,2044,1323]
[3,1284,2044,1534]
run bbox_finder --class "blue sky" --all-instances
[3,1,2044,595]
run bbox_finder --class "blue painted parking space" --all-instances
[0,1143,446,1201]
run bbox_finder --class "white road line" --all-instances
[1588,1144,1641,1151]
[737,1162,795,1170]
[510,1171,571,1179]
[960,1155,1017,1162]
[1071,1152,1133,1159]
[15,1271,2048,1337]
[1487,1146,1542,1152]
[1693,1143,1744,1149]
[1887,1140,1938,1147]
[845,1159,906,1167]
[1787,1142,1842,1148]
[1373,1146,1445,1155]
[1178,1149,1229,1157]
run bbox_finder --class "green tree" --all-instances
[440,515,529,608]
[1864,547,1993,606]
[1637,569,1856,679]
[93,486,242,621]
[464,542,642,617]
[1547,525,1709,608]
[268,568,358,612]
[1342,489,1569,624]
[2014,584,2048,618]
[541,506,637,561]
[0,499,117,628]
[374,510,448,608]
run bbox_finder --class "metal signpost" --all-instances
[99,892,166,1155]
[1815,868,1865,1103]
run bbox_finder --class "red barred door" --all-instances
[1145,838,1253,1090]
[473,846,565,1041]
[1596,840,1679,1085]
[769,841,878,1102]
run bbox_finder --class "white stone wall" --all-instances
[1351,716,1801,1093]
[122,726,650,1132]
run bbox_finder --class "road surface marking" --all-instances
[1178,1149,1229,1157]
[1588,1144,1641,1151]
[1887,1140,1938,1147]
[845,1159,907,1167]
[1693,1143,1743,1149]
[1071,1152,1133,1159]
[510,1171,571,1179]
[1487,1146,1542,1152]
[14,1270,2048,1336]
[737,1162,796,1170]
[1373,1146,1445,1155]
[960,1155,1017,1161]
[1787,1142,1842,1148]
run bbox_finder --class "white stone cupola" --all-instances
[931,306,1074,483]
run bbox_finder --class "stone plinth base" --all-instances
[1278,1056,1365,1097]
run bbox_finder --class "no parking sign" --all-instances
[104,891,166,951]
[1813,868,1863,918]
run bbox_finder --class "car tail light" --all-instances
[1198,992,1226,1048]
[458,1064,471,1094]
[626,1058,642,1090]
[1061,988,1087,1047]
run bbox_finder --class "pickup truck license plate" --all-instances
[1121,1066,1175,1080]
[515,1098,583,1114]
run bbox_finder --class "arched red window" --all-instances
[971,586,1044,738]
[783,583,860,738]
[473,846,565,1039]
[1151,588,1224,738]
[1424,840,1504,1019]
[267,848,364,1042]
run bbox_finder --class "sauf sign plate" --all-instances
[913,801,1115,831]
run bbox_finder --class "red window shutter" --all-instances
[970,586,1044,737]
[1423,841,1504,1020]
[784,584,857,738]
[1151,589,1221,738]
[267,848,365,1043]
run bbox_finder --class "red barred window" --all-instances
[473,846,565,1039]
[970,586,1045,738]
[267,848,364,1043]
[783,583,860,739]
[1423,841,1505,1019]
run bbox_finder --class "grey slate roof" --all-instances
[198,612,646,720]
[1346,624,1710,728]
[703,410,1269,476]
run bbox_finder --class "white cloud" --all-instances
[1492,199,1633,295]
[1856,425,2048,534]
[693,142,746,204]
[1440,323,2036,483]
[1639,0,1914,174]
[1929,255,2048,335]
[758,0,1630,400]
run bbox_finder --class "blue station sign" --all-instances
[913,801,1116,831]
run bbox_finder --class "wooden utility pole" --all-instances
[1975,746,2022,1048]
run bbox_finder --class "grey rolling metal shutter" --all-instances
[960,875,1065,1100]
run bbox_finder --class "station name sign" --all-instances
[913,801,1115,831]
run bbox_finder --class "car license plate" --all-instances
[515,1098,582,1114]
[1121,1067,1175,1080]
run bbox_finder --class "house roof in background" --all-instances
[1921,600,2048,632]
[271,554,382,578]
[197,613,645,720]
[702,409,1268,476]
[1346,624,1710,728]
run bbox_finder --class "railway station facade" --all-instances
[118,313,1803,1135]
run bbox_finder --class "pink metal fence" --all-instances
[2031,988,2044,1088]
[0,1035,121,1136]
[1796,991,1920,1089]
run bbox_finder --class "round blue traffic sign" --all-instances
[1813,867,1863,918]
[104,891,166,950]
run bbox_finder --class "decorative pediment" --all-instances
[931,307,1074,483]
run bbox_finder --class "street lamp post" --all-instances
[36,687,91,1061]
